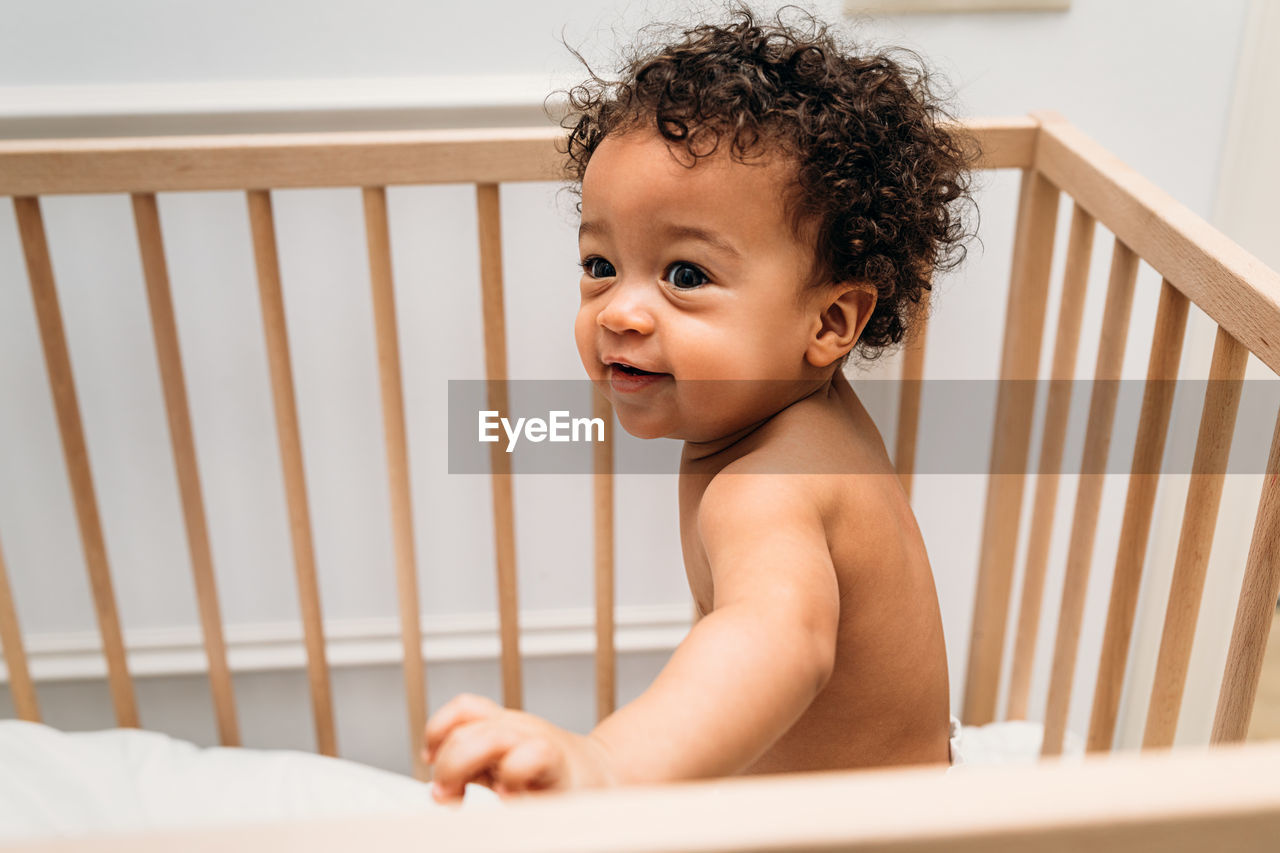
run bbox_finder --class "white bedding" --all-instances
[0,720,498,843]
[0,717,1079,842]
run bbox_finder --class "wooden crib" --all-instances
[1,111,1279,850]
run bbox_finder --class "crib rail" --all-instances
[960,112,1280,759]
[1,113,1279,783]
[0,128,567,194]
[0,118,1029,770]
[10,738,1280,853]
[0,125,609,772]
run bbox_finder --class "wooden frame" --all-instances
[2,112,1280,848]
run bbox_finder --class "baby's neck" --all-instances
[679,369,846,467]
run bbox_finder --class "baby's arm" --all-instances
[424,472,840,798]
[588,472,841,783]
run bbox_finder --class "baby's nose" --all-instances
[597,284,656,335]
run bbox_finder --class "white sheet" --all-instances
[0,720,498,843]
[0,716,1083,841]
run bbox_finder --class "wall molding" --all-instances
[0,604,693,683]
[845,0,1069,14]
[0,74,577,138]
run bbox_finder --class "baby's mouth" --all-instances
[606,362,672,391]
[612,363,665,377]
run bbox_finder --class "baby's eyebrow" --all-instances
[578,220,742,261]
[577,220,608,240]
[662,223,743,260]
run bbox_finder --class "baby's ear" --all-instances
[805,283,877,369]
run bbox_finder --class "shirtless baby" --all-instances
[425,2,979,801]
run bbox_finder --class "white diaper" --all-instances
[946,715,1085,773]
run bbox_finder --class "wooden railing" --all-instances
[1,114,1278,796]
[953,112,1280,761]
[0,126,590,780]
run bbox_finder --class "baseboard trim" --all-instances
[0,604,693,683]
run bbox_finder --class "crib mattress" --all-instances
[0,720,499,843]
[0,717,1081,842]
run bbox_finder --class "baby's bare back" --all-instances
[679,373,951,774]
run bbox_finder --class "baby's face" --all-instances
[575,126,833,442]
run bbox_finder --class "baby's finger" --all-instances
[431,768,495,806]
[430,720,519,800]
[494,737,561,793]
[424,693,503,762]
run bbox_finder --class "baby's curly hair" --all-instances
[549,2,982,364]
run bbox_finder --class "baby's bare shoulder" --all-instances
[697,461,826,533]
[717,395,896,491]
[716,402,918,569]
[715,443,898,534]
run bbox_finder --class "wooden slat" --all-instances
[246,189,337,756]
[362,186,428,779]
[131,192,240,746]
[1040,238,1140,757]
[0,538,40,721]
[1210,406,1280,744]
[475,182,523,710]
[13,196,139,728]
[893,311,928,503]
[0,119,1035,197]
[1142,326,1250,749]
[593,389,616,723]
[1005,202,1096,721]
[1033,120,1280,376]
[961,125,1063,725]
[1087,278,1189,752]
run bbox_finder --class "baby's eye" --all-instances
[664,262,708,290]
[579,257,615,278]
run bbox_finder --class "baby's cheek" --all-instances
[572,312,597,376]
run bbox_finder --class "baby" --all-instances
[425,1,979,801]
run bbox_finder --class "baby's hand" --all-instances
[423,693,618,803]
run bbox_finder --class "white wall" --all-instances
[1153,0,1280,749]
[0,0,1262,773]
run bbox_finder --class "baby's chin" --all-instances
[612,410,677,441]
[612,409,754,444]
